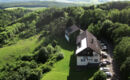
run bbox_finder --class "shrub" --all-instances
[0,60,42,80]
[40,64,51,73]
[43,38,51,46]
[47,59,56,66]
[51,40,57,47]
[43,31,50,36]
[21,54,33,61]
[56,53,64,61]
[27,68,42,80]
[93,70,107,80]
[47,44,54,54]
[29,61,38,69]
[54,46,61,53]
[34,47,49,63]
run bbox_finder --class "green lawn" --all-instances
[0,36,39,66]
[42,38,98,80]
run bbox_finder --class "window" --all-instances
[94,54,98,56]
[88,59,92,61]
[94,59,98,62]
[81,57,85,62]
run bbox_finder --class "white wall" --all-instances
[77,56,88,66]
[65,34,69,42]
[87,52,100,63]
[77,52,100,66]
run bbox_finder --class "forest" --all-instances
[0,1,130,80]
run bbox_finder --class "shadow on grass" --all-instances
[36,35,98,80]
[67,54,98,80]
[56,36,98,80]
[55,36,75,51]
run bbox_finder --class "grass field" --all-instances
[0,36,39,66]
[42,37,98,80]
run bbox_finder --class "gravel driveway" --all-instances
[105,41,120,80]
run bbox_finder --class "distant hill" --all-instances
[0,1,88,9]
[0,0,39,2]
[0,0,129,9]
[0,0,130,3]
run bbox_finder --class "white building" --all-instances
[65,24,82,43]
[75,30,101,66]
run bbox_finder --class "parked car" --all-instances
[102,59,111,65]
[99,62,107,67]
[105,72,112,77]
[102,45,108,51]
[101,51,108,58]
[100,67,110,72]
[100,43,105,46]
[100,41,107,45]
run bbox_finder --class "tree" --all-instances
[101,20,113,39]
[80,8,106,30]
[111,23,130,43]
[93,71,107,80]
[120,57,130,80]
[114,37,130,65]
[87,21,102,38]
[34,47,49,63]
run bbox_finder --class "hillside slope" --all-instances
[0,1,130,80]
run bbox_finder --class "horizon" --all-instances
[0,0,130,3]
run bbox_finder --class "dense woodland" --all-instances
[0,1,130,80]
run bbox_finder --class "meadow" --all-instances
[5,7,47,11]
[0,36,39,66]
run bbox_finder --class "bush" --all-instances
[51,40,57,47]
[21,54,33,61]
[56,53,64,61]
[43,38,51,46]
[27,68,42,80]
[34,47,49,63]
[40,64,51,73]
[47,44,55,54]
[93,70,107,80]
[54,46,61,53]
[0,61,41,80]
